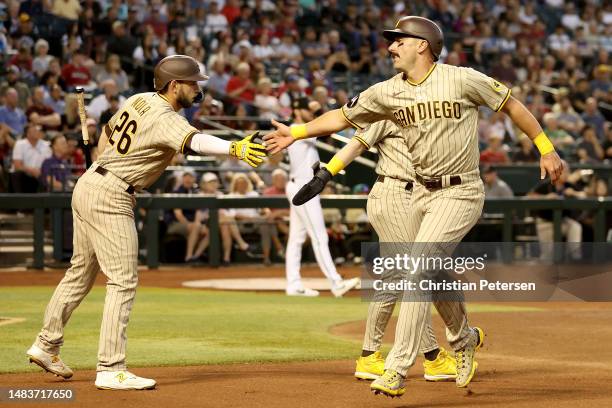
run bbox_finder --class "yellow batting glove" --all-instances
[229,132,267,168]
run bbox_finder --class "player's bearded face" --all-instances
[176,81,201,108]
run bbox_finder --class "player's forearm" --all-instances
[324,138,366,175]
[502,97,543,140]
[187,133,232,155]
[291,109,351,140]
[502,97,554,155]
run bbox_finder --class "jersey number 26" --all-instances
[109,111,137,154]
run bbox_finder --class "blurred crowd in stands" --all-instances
[0,0,611,263]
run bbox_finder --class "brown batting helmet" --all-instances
[153,55,209,91]
[383,16,444,61]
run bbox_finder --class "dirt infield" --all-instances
[1,265,611,407]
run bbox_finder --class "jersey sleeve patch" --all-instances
[495,88,512,112]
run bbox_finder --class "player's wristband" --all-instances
[290,124,308,140]
[533,132,555,155]
[324,157,346,176]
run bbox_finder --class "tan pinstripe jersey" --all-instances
[353,120,415,181]
[96,92,197,189]
[342,63,511,177]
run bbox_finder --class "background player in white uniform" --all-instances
[294,120,461,381]
[26,55,266,390]
[265,16,564,397]
[285,98,359,297]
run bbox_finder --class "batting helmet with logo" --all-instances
[153,55,209,91]
[383,16,444,61]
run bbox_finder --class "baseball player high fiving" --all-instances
[265,16,564,398]
[295,120,463,383]
[27,55,266,390]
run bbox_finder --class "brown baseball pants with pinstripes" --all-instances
[369,177,485,376]
[34,167,139,372]
[364,177,439,354]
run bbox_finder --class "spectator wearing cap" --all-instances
[590,65,610,104]
[32,39,52,78]
[26,86,61,131]
[278,74,305,110]
[96,54,130,93]
[60,52,92,89]
[0,88,27,136]
[204,1,229,36]
[581,98,606,140]
[225,62,256,108]
[51,0,81,20]
[40,134,71,192]
[88,80,126,121]
[11,13,37,50]
[10,123,51,193]
[480,132,509,165]
[0,66,31,110]
[483,166,514,198]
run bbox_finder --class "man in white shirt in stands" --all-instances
[10,123,52,193]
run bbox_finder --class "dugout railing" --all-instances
[0,194,610,269]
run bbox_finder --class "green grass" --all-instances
[0,287,540,374]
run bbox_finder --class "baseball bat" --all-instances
[75,87,92,169]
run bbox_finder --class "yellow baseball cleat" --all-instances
[456,327,485,388]
[370,369,406,397]
[354,351,385,380]
[423,347,480,381]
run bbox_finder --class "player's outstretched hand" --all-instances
[263,119,295,155]
[540,151,564,182]
[292,167,333,206]
[230,132,267,168]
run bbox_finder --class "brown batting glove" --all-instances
[230,132,267,168]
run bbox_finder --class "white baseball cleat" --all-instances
[95,370,156,390]
[27,345,73,379]
[331,277,360,297]
[286,287,320,297]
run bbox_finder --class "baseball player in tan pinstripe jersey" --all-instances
[26,55,266,390]
[329,120,465,383]
[265,16,564,397]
